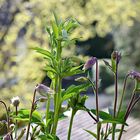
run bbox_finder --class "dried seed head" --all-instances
[35,84,54,97]
[11,96,20,107]
[111,51,121,64]
[83,57,97,70]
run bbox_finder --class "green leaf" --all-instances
[135,80,140,92]
[13,109,42,123]
[111,57,116,73]
[33,47,53,60]
[101,119,127,125]
[91,109,112,120]
[52,21,59,38]
[62,92,76,101]
[84,129,97,138]
[103,60,112,71]
[38,134,59,140]
[62,83,91,101]
[44,66,57,74]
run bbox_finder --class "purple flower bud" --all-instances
[83,57,97,70]
[111,51,121,64]
[128,70,140,81]
[3,133,11,140]
[35,84,54,97]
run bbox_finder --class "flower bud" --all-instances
[11,96,20,107]
[128,71,140,81]
[83,57,97,70]
[111,51,121,64]
[35,84,54,97]
[128,70,140,92]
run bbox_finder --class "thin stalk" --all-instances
[95,60,99,121]
[112,64,118,140]
[15,106,18,139]
[95,60,100,140]
[104,123,109,140]
[85,79,98,123]
[0,100,10,132]
[117,74,129,116]
[113,66,118,117]
[67,110,76,140]
[87,111,98,123]
[46,96,50,132]
[118,91,136,140]
[26,89,37,140]
[126,96,140,119]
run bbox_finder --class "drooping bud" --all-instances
[35,84,54,97]
[11,96,20,107]
[128,70,140,92]
[83,57,97,70]
[128,70,140,81]
[111,51,121,64]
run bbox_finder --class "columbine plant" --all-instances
[0,14,140,140]
[83,52,140,140]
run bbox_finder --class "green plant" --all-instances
[0,14,140,140]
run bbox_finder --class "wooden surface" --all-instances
[57,110,140,140]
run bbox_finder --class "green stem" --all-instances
[67,110,76,140]
[112,124,115,140]
[117,74,129,116]
[26,89,37,140]
[104,123,108,140]
[52,77,62,134]
[97,122,101,140]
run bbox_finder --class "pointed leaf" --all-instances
[84,129,97,138]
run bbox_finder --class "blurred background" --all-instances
[0,0,140,120]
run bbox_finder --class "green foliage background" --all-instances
[0,0,140,114]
